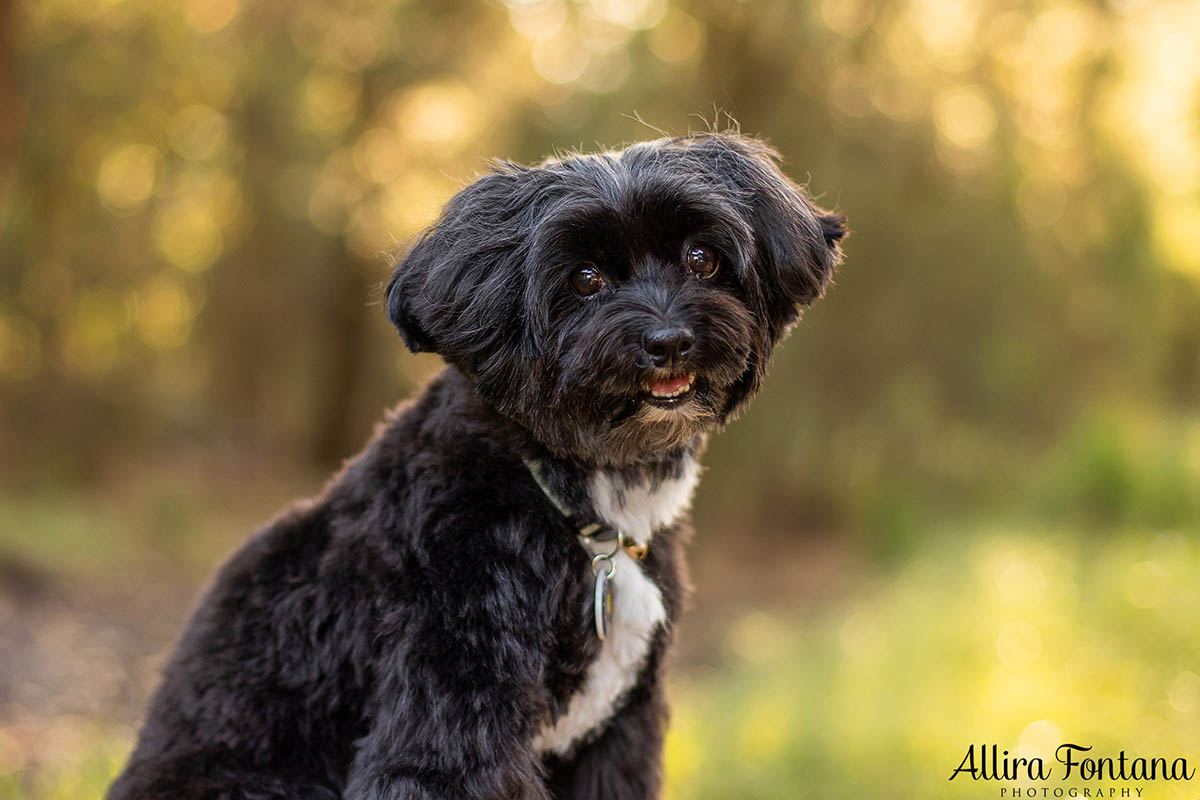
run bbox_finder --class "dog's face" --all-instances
[386,132,846,466]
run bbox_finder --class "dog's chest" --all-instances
[533,459,699,756]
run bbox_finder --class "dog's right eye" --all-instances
[570,267,605,297]
[686,245,719,279]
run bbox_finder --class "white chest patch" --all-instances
[588,458,701,547]
[532,457,700,756]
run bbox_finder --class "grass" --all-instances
[663,523,1200,799]
[0,724,132,800]
[2,481,1199,798]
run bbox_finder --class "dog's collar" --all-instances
[523,459,648,562]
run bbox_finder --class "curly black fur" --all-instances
[107,131,846,800]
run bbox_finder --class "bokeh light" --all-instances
[96,145,160,213]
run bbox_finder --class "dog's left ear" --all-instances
[683,133,847,334]
[820,212,849,249]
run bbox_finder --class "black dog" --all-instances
[107,131,846,800]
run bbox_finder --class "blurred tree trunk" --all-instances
[206,96,286,440]
[306,63,396,466]
[0,0,20,213]
[309,252,371,465]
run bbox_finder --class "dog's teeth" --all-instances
[648,376,694,398]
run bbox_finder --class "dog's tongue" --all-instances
[649,375,692,395]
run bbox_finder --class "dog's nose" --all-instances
[642,326,694,368]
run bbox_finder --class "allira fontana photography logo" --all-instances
[949,743,1195,798]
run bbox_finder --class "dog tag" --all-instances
[593,561,615,641]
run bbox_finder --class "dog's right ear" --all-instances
[385,165,548,360]
[385,256,436,354]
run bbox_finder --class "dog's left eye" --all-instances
[686,246,719,279]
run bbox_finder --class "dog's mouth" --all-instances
[640,373,697,408]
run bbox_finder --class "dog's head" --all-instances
[386,132,846,466]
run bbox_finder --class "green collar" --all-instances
[524,458,648,561]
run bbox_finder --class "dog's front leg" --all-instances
[546,663,669,800]
[344,529,556,800]
[344,630,551,800]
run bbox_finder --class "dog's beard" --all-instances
[506,350,745,466]
[517,385,724,467]
[605,391,722,454]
